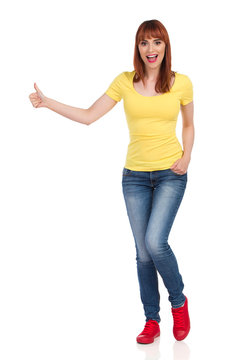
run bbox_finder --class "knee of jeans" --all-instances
[145,237,171,258]
[136,253,153,264]
[136,258,155,267]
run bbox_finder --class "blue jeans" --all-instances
[122,167,188,323]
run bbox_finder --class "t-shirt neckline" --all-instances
[131,70,177,98]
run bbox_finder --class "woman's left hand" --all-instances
[170,155,190,175]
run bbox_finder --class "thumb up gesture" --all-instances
[29,83,47,108]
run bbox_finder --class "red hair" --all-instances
[133,19,176,94]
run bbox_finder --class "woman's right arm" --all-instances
[29,83,118,126]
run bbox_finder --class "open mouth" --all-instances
[146,54,158,62]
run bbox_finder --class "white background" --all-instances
[1,0,239,359]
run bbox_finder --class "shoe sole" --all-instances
[136,332,160,344]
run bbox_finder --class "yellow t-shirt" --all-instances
[105,70,193,171]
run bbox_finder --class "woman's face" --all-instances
[138,37,166,70]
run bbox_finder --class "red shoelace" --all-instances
[140,320,158,335]
[172,307,185,328]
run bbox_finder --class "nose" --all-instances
[148,43,155,52]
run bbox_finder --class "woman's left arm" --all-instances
[170,101,195,174]
[181,101,195,161]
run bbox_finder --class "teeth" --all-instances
[147,55,158,58]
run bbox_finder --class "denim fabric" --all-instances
[122,167,188,323]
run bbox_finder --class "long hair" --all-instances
[133,19,176,94]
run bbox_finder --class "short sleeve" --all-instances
[180,75,193,105]
[105,72,124,102]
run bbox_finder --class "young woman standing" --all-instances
[29,19,194,344]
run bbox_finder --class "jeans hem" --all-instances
[146,318,161,323]
[171,297,186,309]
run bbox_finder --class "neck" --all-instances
[144,67,160,81]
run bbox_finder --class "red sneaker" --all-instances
[171,296,190,341]
[136,320,160,344]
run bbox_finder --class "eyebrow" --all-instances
[142,38,162,41]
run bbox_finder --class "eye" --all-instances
[140,41,162,46]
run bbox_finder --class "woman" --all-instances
[29,19,194,345]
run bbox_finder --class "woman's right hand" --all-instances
[29,83,47,108]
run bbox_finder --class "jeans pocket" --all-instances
[122,167,132,176]
[169,168,187,176]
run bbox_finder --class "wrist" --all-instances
[182,152,191,160]
[44,96,51,108]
